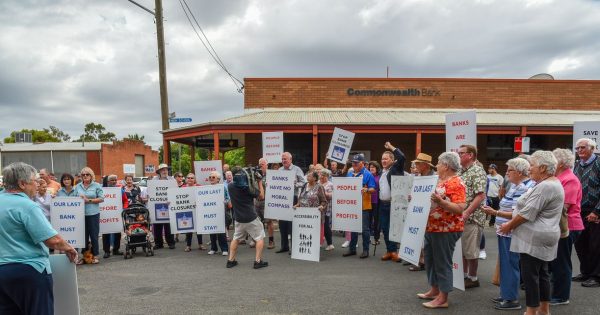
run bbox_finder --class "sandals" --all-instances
[91,257,99,264]
[267,241,275,249]
[184,246,191,252]
[76,259,84,265]
[409,264,425,271]
[198,245,207,250]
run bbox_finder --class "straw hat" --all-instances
[156,163,169,173]
[412,153,434,167]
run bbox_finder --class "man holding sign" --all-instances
[0,162,78,315]
[379,142,406,262]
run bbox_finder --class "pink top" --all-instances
[557,168,584,231]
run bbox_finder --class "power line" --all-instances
[178,0,244,93]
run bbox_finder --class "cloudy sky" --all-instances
[1,0,599,149]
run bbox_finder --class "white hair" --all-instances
[552,148,575,170]
[2,162,38,191]
[576,138,597,150]
[438,152,460,171]
[531,150,558,175]
[506,158,530,176]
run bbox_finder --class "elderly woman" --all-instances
[295,170,327,213]
[123,174,142,205]
[208,171,231,256]
[74,166,104,265]
[34,178,52,221]
[418,152,466,309]
[182,173,206,252]
[319,168,335,250]
[499,151,564,315]
[57,173,78,197]
[0,162,78,314]
[482,157,534,310]
[549,149,584,305]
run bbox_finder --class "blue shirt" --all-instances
[0,192,58,273]
[347,166,377,189]
[57,187,78,197]
[75,182,104,216]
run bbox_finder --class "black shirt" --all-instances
[228,183,258,223]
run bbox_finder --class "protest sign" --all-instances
[50,197,85,248]
[445,111,477,153]
[452,238,465,291]
[123,164,136,174]
[389,175,413,243]
[99,187,123,234]
[262,131,284,163]
[264,169,295,221]
[573,121,600,153]
[147,179,177,223]
[331,177,362,233]
[194,160,223,185]
[292,207,321,262]
[196,184,226,234]
[326,127,355,164]
[399,175,438,266]
[167,186,198,233]
[49,254,80,315]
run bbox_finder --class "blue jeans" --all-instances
[83,213,100,256]
[378,202,398,252]
[498,235,520,301]
[210,233,228,252]
[350,210,371,252]
[550,230,581,301]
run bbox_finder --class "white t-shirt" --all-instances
[487,173,504,198]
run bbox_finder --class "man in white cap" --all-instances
[151,164,176,249]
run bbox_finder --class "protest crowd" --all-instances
[2,136,600,315]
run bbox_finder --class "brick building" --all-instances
[161,77,600,172]
[0,139,159,181]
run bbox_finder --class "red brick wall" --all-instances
[244,78,600,110]
[100,140,159,180]
[86,151,102,182]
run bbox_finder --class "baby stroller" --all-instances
[122,203,154,259]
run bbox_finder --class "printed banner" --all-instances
[49,255,80,315]
[264,169,295,221]
[452,238,465,291]
[399,175,438,266]
[167,186,198,233]
[331,177,362,233]
[389,175,413,243]
[262,131,284,163]
[573,121,600,153]
[194,160,223,185]
[196,184,226,234]
[326,127,355,164]
[291,207,321,262]
[50,197,85,248]
[123,164,136,174]
[147,179,178,223]
[99,187,124,234]
[445,111,477,153]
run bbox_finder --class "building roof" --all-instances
[163,108,600,132]
[0,142,110,152]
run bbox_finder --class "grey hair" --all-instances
[2,162,38,191]
[531,150,558,175]
[438,152,461,171]
[506,158,530,176]
[517,154,531,163]
[108,174,117,180]
[576,138,597,150]
[552,148,575,170]
[209,171,221,180]
[258,158,268,165]
[319,168,331,177]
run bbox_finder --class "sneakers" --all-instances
[208,250,216,255]
[359,251,369,259]
[222,251,229,256]
[325,245,335,251]
[464,278,480,289]
[572,273,589,282]
[491,297,503,303]
[341,240,350,248]
[342,251,357,257]
[582,278,600,287]
[479,250,487,260]
[549,299,570,306]
[254,260,269,269]
[494,300,522,310]
[226,260,238,268]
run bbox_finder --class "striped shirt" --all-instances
[495,178,536,237]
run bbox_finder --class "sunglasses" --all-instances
[186,177,195,180]
[208,176,218,179]
[81,174,91,177]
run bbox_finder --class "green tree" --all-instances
[47,125,71,142]
[76,123,116,142]
[124,133,145,143]
[3,128,61,143]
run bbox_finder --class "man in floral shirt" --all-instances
[458,145,487,289]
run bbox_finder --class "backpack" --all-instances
[233,167,260,197]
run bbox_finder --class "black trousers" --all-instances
[574,216,600,278]
[102,233,121,253]
[153,223,174,247]
[520,253,550,308]
[279,220,292,250]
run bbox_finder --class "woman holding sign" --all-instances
[207,171,231,256]
[418,152,466,309]
[74,167,104,265]
[295,170,328,213]
[57,173,78,197]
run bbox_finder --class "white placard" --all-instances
[398,175,438,266]
[445,111,477,153]
[147,179,178,223]
[50,197,85,248]
[389,175,413,243]
[123,164,136,174]
[573,121,600,153]
[264,169,295,221]
[49,254,80,315]
[292,207,321,262]
[262,131,284,163]
[331,177,363,233]
[452,238,465,291]
[99,187,123,234]
[195,184,226,234]
[167,186,198,233]
[326,127,356,164]
[194,160,223,185]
